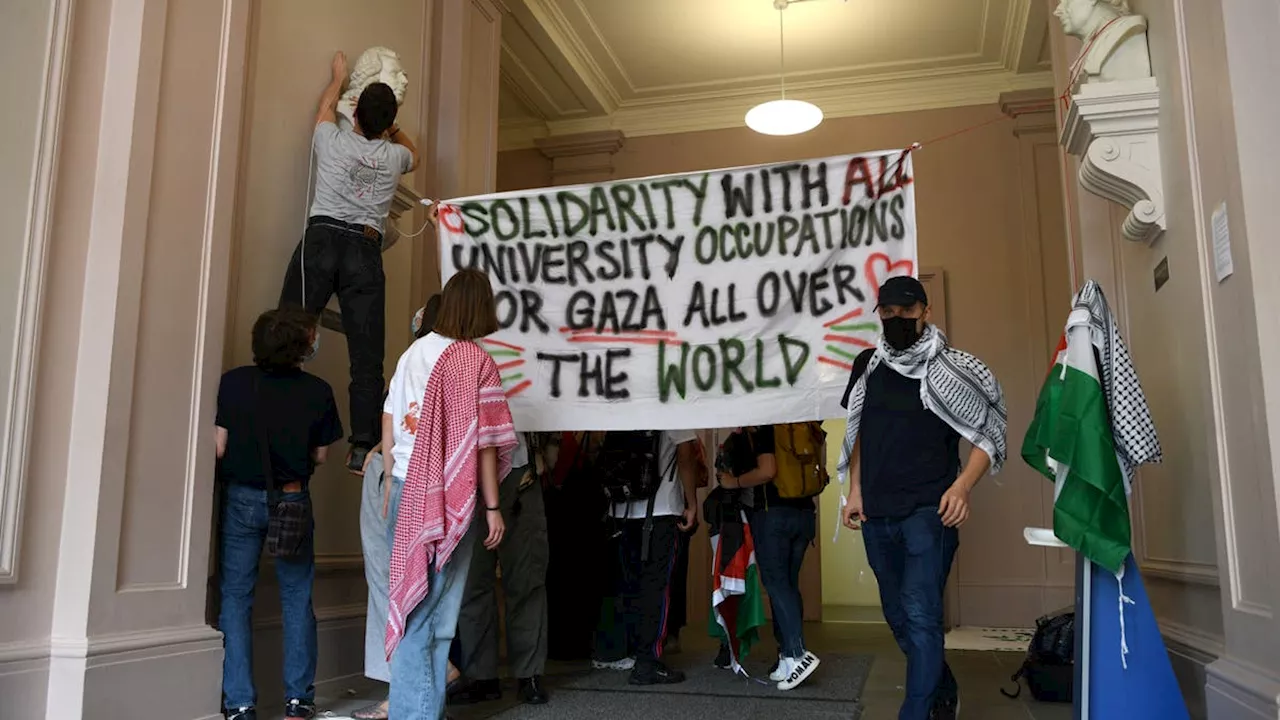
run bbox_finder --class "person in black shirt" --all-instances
[215,308,343,720]
[838,276,1004,720]
[718,424,822,691]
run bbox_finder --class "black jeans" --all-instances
[595,516,680,666]
[279,220,385,448]
[666,527,694,639]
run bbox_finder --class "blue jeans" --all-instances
[360,453,401,683]
[386,479,478,719]
[750,504,816,659]
[862,506,960,720]
[219,484,317,710]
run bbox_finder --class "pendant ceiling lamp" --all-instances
[746,0,823,136]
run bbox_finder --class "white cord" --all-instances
[396,205,438,239]
[300,139,317,308]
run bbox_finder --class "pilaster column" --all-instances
[413,0,506,299]
[535,130,626,186]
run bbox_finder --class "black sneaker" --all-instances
[629,661,687,686]
[225,708,256,720]
[930,697,960,720]
[714,644,732,669]
[448,677,501,705]
[284,698,316,719]
[518,676,549,705]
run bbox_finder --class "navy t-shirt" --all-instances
[216,365,344,489]
[859,364,961,518]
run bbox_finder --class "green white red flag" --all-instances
[1023,310,1131,574]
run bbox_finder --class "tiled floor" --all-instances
[294,621,1074,719]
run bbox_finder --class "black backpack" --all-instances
[596,430,679,561]
[1002,608,1075,703]
[596,431,665,505]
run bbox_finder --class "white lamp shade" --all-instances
[745,98,824,136]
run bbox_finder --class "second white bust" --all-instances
[1054,0,1151,87]
[336,47,409,132]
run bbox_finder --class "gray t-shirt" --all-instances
[309,121,413,234]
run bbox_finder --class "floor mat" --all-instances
[944,626,1034,652]
[558,650,872,703]
[487,690,862,719]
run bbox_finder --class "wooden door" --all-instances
[918,269,961,629]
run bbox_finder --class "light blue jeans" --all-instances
[360,452,401,683]
[386,477,479,719]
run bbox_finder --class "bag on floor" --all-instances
[595,430,664,503]
[771,422,829,499]
[1001,608,1075,703]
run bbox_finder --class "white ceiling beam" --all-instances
[504,0,619,116]
[1004,0,1051,73]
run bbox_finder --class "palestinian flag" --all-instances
[708,511,767,674]
[1023,312,1130,574]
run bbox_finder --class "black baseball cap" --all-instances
[876,276,928,308]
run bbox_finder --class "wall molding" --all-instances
[0,0,74,585]
[0,638,52,665]
[253,602,365,632]
[2,624,224,666]
[1160,619,1225,661]
[500,69,1054,149]
[49,624,223,660]
[1206,656,1280,719]
[1139,558,1220,588]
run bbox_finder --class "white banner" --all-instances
[438,150,918,431]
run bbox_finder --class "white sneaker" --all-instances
[592,657,636,671]
[768,654,787,682]
[777,651,820,691]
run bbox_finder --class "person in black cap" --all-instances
[836,275,1007,720]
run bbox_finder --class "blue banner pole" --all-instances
[1085,554,1190,719]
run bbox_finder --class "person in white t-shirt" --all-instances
[592,430,699,686]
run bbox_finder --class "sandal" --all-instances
[350,701,388,720]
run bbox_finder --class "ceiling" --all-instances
[498,0,1054,149]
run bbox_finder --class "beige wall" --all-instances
[0,0,250,715]
[0,0,505,715]
[498,103,1075,627]
[1047,0,1280,715]
[228,11,428,674]
[228,0,505,703]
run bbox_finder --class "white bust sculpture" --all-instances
[336,46,409,131]
[1055,0,1151,87]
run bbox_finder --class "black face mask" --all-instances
[882,316,923,351]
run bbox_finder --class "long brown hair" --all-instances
[434,269,499,340]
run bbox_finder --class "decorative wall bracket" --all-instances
[1061,77,1165,245]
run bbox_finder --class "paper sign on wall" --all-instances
[438,150,919,431]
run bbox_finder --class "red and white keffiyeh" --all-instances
[385,340,516,658]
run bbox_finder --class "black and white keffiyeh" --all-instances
[1073,280,1162,490]
[836,324,1008,483]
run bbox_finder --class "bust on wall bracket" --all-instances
[336,46,409,132]
[1057,0,1164,245]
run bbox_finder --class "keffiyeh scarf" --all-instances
[1074,280,1162,491]
[385,340,517,658]
[837,324,1008,485]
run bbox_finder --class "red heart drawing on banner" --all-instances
[864,253,916,302]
